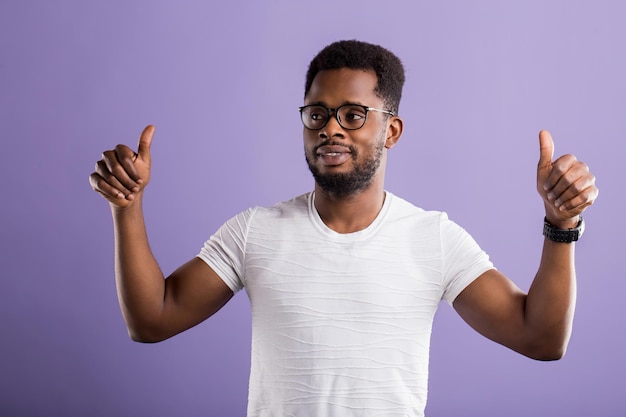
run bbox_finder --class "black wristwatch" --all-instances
[543,216,585,243]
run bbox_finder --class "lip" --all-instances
[316,145,351,156]
[315,145,352,166]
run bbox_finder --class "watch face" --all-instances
[579,218,585,238]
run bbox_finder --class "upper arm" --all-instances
[452,269,529,355]
[154,257,235,341]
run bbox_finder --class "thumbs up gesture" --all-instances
[90,125,155,208]
[537,130,598,228]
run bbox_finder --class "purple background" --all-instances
[1,1,624,416]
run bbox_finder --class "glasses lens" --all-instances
[337,105,367,130]
[301,106,329,129]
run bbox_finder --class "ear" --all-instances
[384,116,404,149]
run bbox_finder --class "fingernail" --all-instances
[116,192,124,199]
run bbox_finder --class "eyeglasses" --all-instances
[298,104,395,130]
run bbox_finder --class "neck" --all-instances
[313,176,386,234]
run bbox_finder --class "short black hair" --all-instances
[304,40,405,114]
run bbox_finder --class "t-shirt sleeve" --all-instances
[440,213,495,305]
[196,207,256,293]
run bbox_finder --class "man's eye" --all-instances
[310,113,325,120]
[345,112,365,121]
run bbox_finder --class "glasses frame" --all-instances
[298,104,396,131]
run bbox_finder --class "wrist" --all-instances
[110,194,143,216]
[543,216,584,243]
[545,215,580,230]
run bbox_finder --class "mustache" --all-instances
[314,140,358,156]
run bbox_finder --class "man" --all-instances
[89,40,598,416]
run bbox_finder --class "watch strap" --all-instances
[543,216,584,243]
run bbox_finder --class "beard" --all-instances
[305,137,385,198]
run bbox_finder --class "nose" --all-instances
[319,111,344,140]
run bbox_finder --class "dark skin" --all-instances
[303,69,403,233]
[455,130,596,360]
[90,69,598,360]
[91,127,233,342]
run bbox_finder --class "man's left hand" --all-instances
[536,130,598,229]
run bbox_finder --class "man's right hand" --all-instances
[89,125,155,208]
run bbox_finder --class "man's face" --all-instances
[303,68,389,198]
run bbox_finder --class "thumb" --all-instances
[538,129,554,168]
[137,125,155,160]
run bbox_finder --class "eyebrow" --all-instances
[304,101,367,108]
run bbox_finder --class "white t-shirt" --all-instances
[198,192,493,417]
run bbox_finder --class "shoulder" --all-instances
[252,192,311,219]
[231,193,312,233]
[385,192,448,225]
[384,192,476,242]
[208,193,312,253]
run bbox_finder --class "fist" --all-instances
[89,125,155,208]
[537,130,598,228]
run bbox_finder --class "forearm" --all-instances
[111,196,166,341]
[524,238,577,359]
[456,131,596,360]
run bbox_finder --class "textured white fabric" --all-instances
[198,192,493,416]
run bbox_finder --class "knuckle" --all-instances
[571,183,585,196]
[88,173,99,189]
[558,171,577,187]
[94,177,110,193]
[115,144,135,160]
[579,188,591,200]
[102,170,118,185]
[551,163,567,175]
[95,159,107,172]
[564,154,578,163]
[110,164,127,177]
[574,188,597,208]
[580,188,597,203]
[573,160,589,173]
